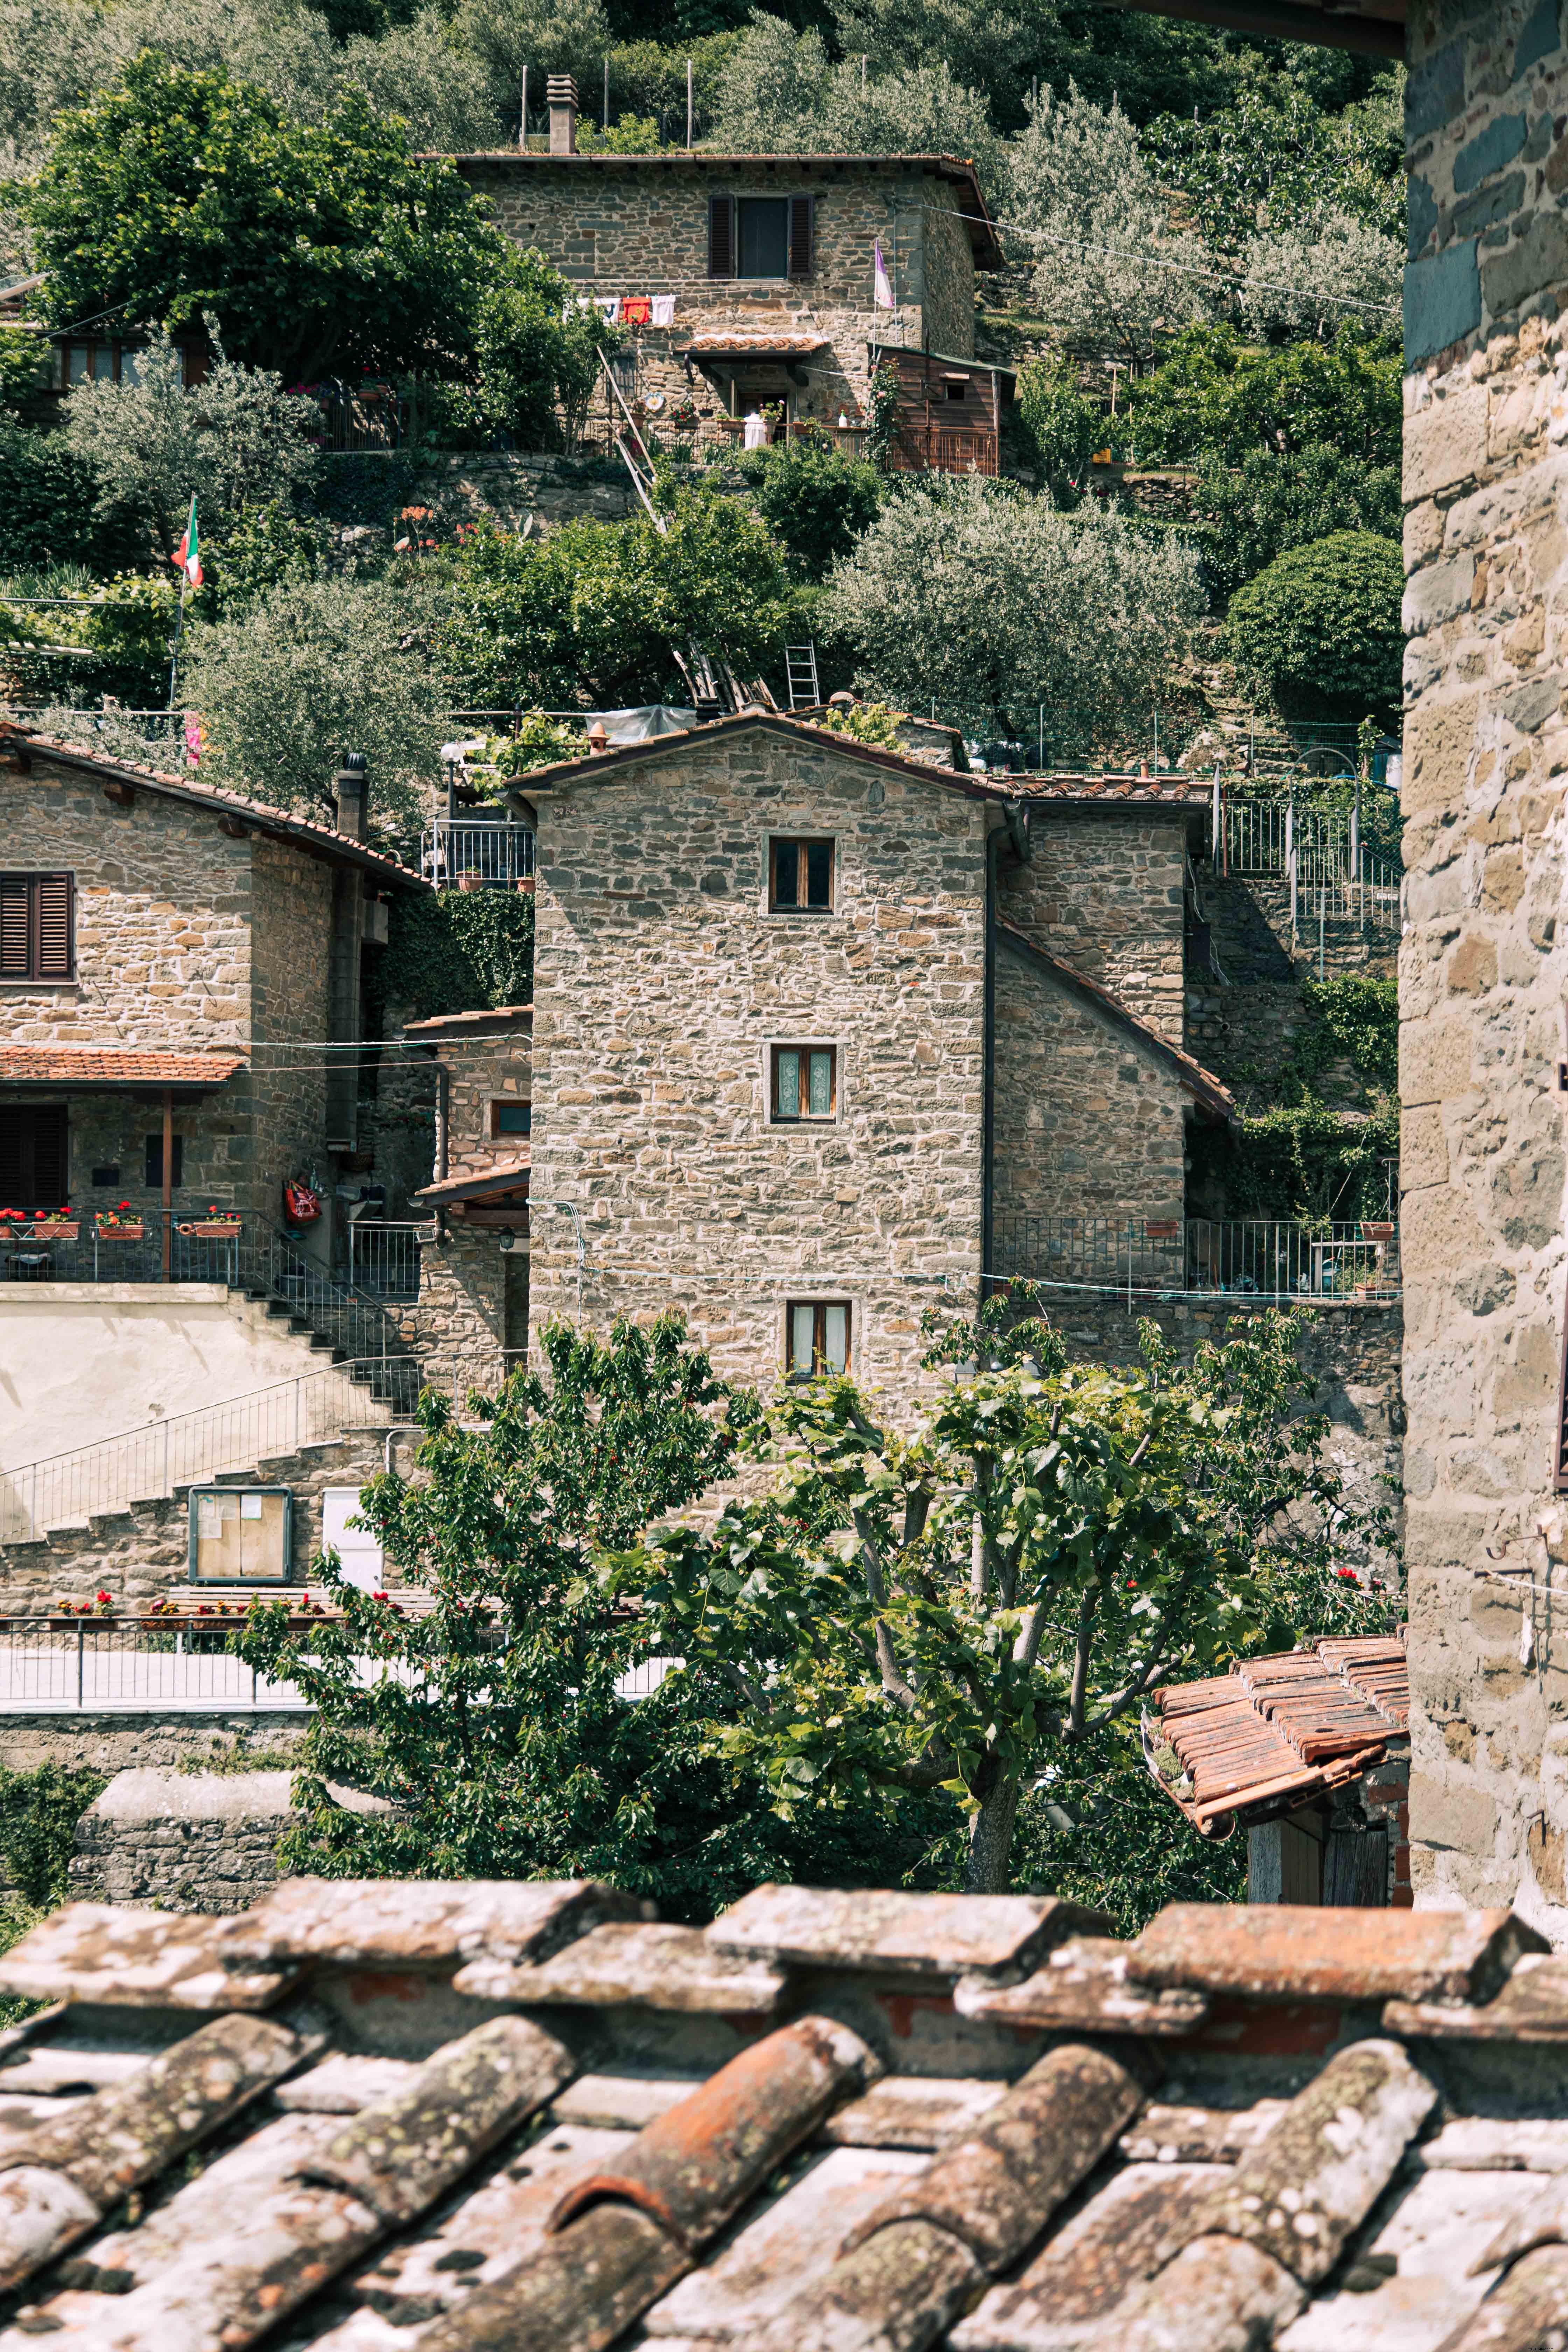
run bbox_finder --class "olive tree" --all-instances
[822,473,1204,743]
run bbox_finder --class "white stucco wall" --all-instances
[0,1286,346,1474]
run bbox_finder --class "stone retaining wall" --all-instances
[0,1714,310,1776]
[66,1768,387,1912]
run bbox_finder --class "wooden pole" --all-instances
[686,57,693,148]
[161,1086,173,1281]
[603,55,609,129]
[520,62,527,149]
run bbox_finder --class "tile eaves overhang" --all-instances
[441,151,1006,268]
[413,1158,531,1206]
[995,924,1237,1122]
[3,733,430,892]
[1144,1633,1410,1833]
[1099,0,1401,58]
[0,1048,247,1096]
[401,1006,534,1043]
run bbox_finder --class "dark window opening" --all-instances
[771,1045,836,1122]
[945,380,968,399]
[91,1164,121,1188]
[145,1133,184,1190]
[492,1101,533,1138]
[0,1106,68,1208]
[770,837,834,912]
[787,1299,850,1378]
[737,197,789,278]
[504,1253,530,1367]
[0,873,74,982]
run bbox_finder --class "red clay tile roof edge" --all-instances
[994,925,1237,1122]
[6,731,429,891]
[0,1048,247,1088]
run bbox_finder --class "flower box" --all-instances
[456,873,486,892]
[96,1222,146,1241]
[183,1218,241,1237]
[1144,1220,1181,1240]
[26,1221,78,1240]
[1359,1220,1395,1241]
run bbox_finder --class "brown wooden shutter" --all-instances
[708,193,735,279]
[0,879,29,978]
[788,194,814,279]
[35,874,72,980]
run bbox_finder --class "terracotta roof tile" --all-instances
[0,1875,1566,2347]
[0,1049,246,1091]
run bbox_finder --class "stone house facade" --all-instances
[450,112,1003,456]
[398,1007,533,1396]
[0,730,426,1267]
[519,715,1234,1411]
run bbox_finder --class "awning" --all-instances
[414,1160,531,1208]
[0,1050,247,1096]
[682,334,828,358]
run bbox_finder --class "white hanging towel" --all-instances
[743,411,769,449]
[595,295,621,322]
[874,240,894,309]
[651,294,676,327]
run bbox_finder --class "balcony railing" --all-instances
[421,819,536,890]
[345,1220,427,1301]
[990,1216,1400,1305]
[0,1209,244,1285]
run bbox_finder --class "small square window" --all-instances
[770,837,833,912]
[772,1045,836,1122]
[787,1300,850,1379]
[492,1101,533,1138]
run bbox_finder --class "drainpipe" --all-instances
[983,802,1029,1300]
[434,1060,450,1243]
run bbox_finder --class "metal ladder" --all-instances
[784,644,820,711]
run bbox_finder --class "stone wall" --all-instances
[1400,0,1568,1933]
[248,832,335,1225]
[395,1226,512,1398]
[409,453,636,534]
[0,1714,310,1776]
[992,941,1189,1231]
[528,723,988,1412]
[67,1768,388,1913]
[464,156,979,438]
[441,1023,533,1177]
[0,1426,404,1611]
[1000,809,1191,1042]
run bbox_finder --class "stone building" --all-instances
[517,714,1234,1409]
[448,83,1007,463]
[0,730,425,1263]
[399,1005,533,1396]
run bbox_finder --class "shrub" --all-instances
[733,438,884,581]
[1226,530,1402,720]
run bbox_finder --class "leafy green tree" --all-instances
[62,330,318,563]
[438,482,798,709]
[31,56,504,383]
[1226,529,1402,721]
[604,1303,1389,1893]
[1124,323,1400,469]
[1191,443,1400,605]
[181,575,441,834]
[235,1315,944,1913]
[8,571,188,705]
[735,438,884,581]
[1143,77,1402,252]
[1237,205,1399,346]
[1015,354,1105,499]
[822,472,1203,743]
[0,431,144,573]
[417,248,606,452]
[705,17,1002,182]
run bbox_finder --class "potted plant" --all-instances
[1360,1219,1395,1241]
[28,1206,78,1240]
[181,1203,241,1237]
[1145,1219,1181,1240]
[96,1200,147,1240]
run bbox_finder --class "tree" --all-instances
[451,0,610,131]
[438,481,799,709]
[822,473,1203,744]
[832,0,1036,125]
[181,575,441,835]
[1006,84,1211,363]
[1238,205,1400,346]
[0,429,144,574]
[704,18,1003,183]
[1123,323,1400,469]
[30,56,504,383]
[62,331,318,562]
[1226,530,1402,721]
[1142,77,1403,254]
[735,437,884,581]
[603,1300,1391,1893]
[417,247,606,452]
[234,1315,948,1913]
[1191,443,1400,606]
[1015,354,1105,501]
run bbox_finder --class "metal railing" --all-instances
[0,1621,311,1712]
[1218,802,1402,933]
[0,1209,243,1286]
[345,1221,426,1301]
[420,819,537,890]
[0,1355,424,1545]
[989,1217,1400,1304]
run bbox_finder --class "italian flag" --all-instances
[172,496,202,588]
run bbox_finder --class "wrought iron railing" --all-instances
[420,819,536,889]
[0,1209,243,1285]
[0,1355,424,1545]
[1217,803,1402,932]
[0,1620,312,1711]
[989,1216,1400,1304]
[345,1221,427,1301]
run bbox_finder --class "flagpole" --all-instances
[167,570,189,710]
[166,492,198,710]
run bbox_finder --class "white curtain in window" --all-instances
[790,1302,815,1373]
[823,1303,848,1373]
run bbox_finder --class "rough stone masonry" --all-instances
[1402,0,1568,1932]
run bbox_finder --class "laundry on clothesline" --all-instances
[651,294,676,326]
[621,295,652,324]
[593,295,621,322]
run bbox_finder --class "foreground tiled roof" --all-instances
[0,1048,246,1090]
[996,924,1237,1122]
[0,1878,1566,2348]
[4,732,428,891]
[1147,1635,1410,1832]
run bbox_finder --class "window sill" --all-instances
[770,1118,837,1128]
[0,978,80,993]
[765,907,835,918]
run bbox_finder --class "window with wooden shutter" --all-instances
[0,874,74,982]
[788,194,814,279]
[708,192,735,279]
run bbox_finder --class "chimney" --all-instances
[547,74,579,155]
[334,751,368,840]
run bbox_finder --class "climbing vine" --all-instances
[373,888,535,1023]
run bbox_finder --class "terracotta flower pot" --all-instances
[456,873,485,892]
[97,1224,146,1241]
[29,1222,78,1241]
[185,1220,240,1237]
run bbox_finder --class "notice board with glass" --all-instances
[187,1488,293,1583]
